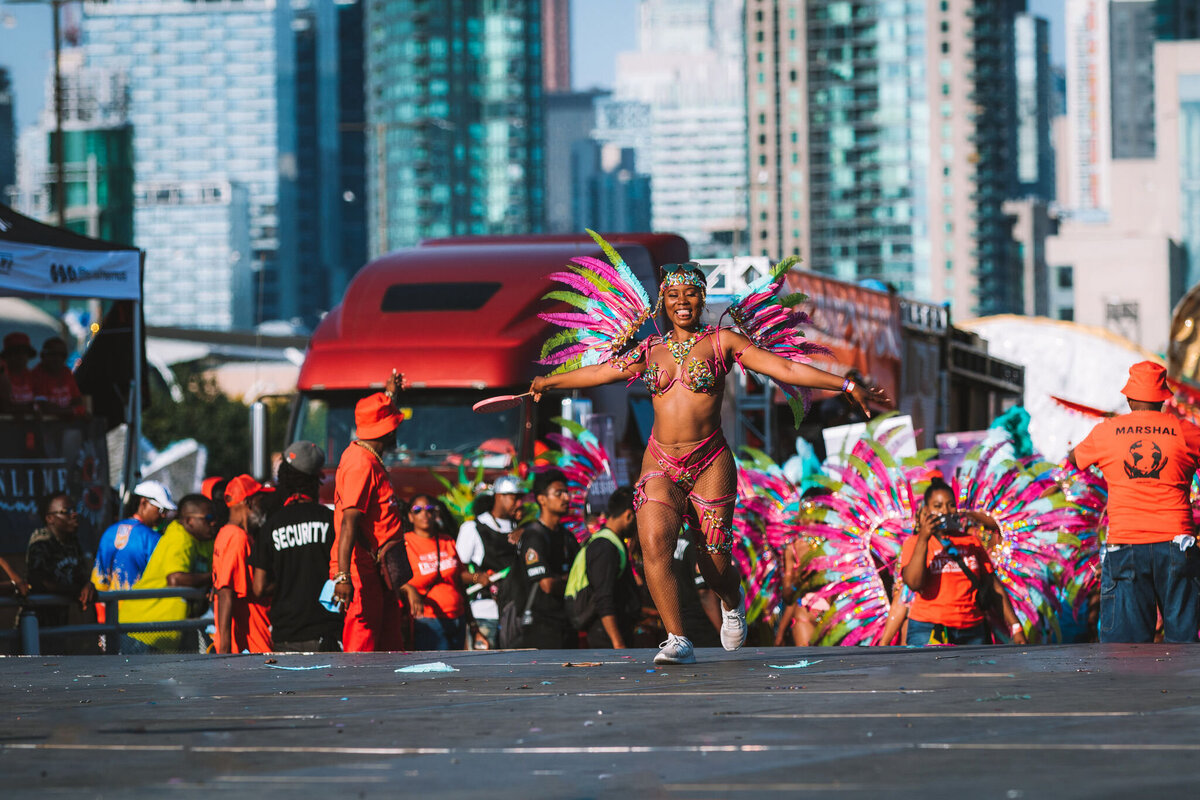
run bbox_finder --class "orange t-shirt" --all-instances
[331,442,404,579]
[213,523,272,653]
[32,364,81,409]
[1073,410,1200,544]
[900,533,994,628]
[404,533,466,620]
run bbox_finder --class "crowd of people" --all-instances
[4,358,1200,655]
[3,233,1198,656]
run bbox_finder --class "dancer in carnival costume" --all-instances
[529,231,889,664]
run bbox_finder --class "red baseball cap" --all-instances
[201,476,223,500]
[1121,361,1173,403]
[355,392,402,439]
[224,474,274,506]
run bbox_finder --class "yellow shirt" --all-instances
[120,521,212,650]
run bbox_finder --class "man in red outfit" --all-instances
[213,474,273,653]
[331,371,407,652]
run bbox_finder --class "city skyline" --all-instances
[1,2,1075,137]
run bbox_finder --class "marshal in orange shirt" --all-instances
[213,523,272,653]
[330,442,405,579]
[1073,409,1200,544]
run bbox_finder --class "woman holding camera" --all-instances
[900,479,1027,646]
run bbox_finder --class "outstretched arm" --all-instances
[728,333,891,415]
[531,363,636,399]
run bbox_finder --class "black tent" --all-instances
[0,203,145,498]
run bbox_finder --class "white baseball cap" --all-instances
[134,480,177,512]
[491,475,522,495]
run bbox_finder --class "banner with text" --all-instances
[0,240,140,301]
[0,418,113,555]
[784,271,902,402]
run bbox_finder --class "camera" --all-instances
[932,512,962,535]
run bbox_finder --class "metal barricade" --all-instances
[0,588,211,655]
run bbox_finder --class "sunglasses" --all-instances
[49,510,79,517]
[410,504,437,514]
[185,513,217,524]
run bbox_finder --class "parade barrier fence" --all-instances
[0,588,210,655]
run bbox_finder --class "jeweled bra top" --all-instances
[614,326,726,396]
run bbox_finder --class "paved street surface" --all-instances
[3,644,1200,798]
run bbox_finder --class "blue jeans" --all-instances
[906,618,989,646]
[413,617,467,651]
[1100,542,1200,643]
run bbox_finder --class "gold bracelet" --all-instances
[333,572,351,584]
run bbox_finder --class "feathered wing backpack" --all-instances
[538,229,653,374]
[723,255,832,427]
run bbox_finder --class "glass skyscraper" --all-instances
[289,0,368,322]
[366,0,545,254]
[81,0,290,329]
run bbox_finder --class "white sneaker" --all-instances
[654,633,696,664]
[720,586,747,651]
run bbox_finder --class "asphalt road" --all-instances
[3,644,1200,799]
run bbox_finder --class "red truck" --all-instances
[291,233,688,501]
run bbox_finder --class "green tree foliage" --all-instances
[142,365,291,480]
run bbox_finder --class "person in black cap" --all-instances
[251,441,341,652]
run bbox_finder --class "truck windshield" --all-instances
[294,390,523,469]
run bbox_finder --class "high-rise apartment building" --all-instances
[11,52,135,246]
[81,0,292,329]
[1110,0,1157,159]
[748,0,931,291]
[288,0,368,322]
[571,143,652,232]
[610,0,747,257]
[366,0,545,255]
[545,90,611,233]
[1065,0,1112,214]
[1155,0,1200,40]
[749,0,1039,315]
[962,1,1024,315]
[1014,13,1055,200]
[543,0,571,92]
[0,69,14,202]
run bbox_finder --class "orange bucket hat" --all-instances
[1120,361,1173,403]
[355,392,402,439]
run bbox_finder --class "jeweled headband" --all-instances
[659,264,707,294]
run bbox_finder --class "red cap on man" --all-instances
[1121,361,1173,403]
[355,392,402,439]
[201,476,223,500]
[224,474,273,507]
